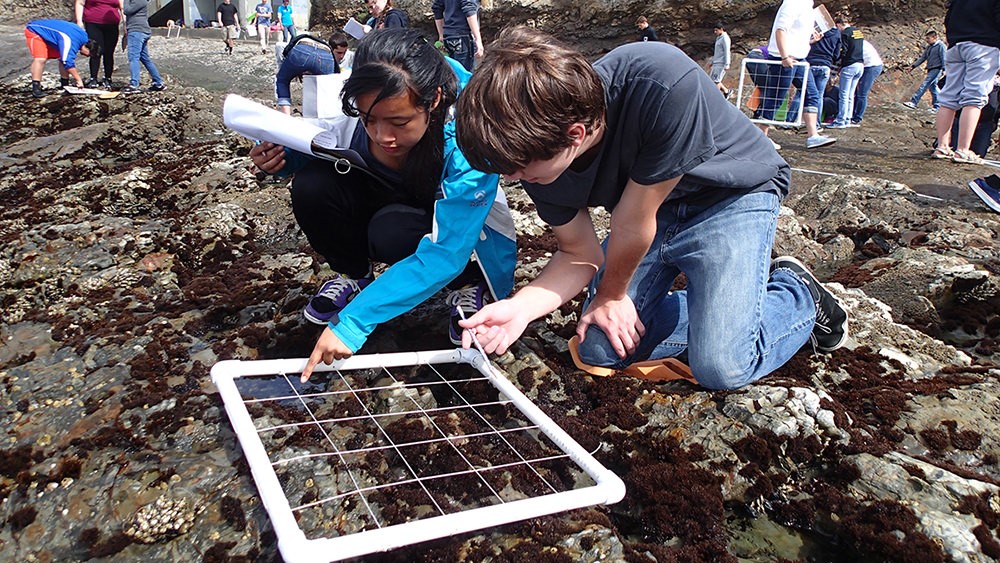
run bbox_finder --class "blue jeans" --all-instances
[787,65,831,122]
[784,65,807,122]
[910,68,942,108]
[282,24,296,42]
[576,190,816,390]
[853,64,882,122]
[757,58,796,121]
[443,35,475,72]
[833,62,864,125]
[126,31,163,88]
[275,41,336,107]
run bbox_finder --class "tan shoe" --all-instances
[567,335,697,384]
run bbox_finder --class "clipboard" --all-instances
[222,94,395,190]
[344,17,366,40]
[814,5,835,34]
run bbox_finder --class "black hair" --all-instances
[342,28,457,207]
[85,38,101,57]
[713,21,725,30]
[328,31,349,47]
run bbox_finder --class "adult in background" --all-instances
[365,0,408,31]
[852,39,883,124]
[120,0,165,94]
[710,22,732,97]
[24,19,96,97]
[455,26,848,390]
[217,0,240,55]
[829,13,864,128]
[274,33,338,114]
[76,0,120,89]
[903,30,947,110]
[787,26,840,148]
[433,0,483,72]
[932,0,1000,164]
[277,0,295,41]
[636,16,659,42]
[253,0,272,54]
[756,0,815,149]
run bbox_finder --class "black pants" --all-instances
[85,22,119,80]
[290,159,480,287]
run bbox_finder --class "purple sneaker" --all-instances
[446,282,489,346]
[303,275,372,325]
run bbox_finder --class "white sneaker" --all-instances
[902,101,917,109]
[806,135,837,149]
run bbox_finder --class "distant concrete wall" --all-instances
[183,0,311,32]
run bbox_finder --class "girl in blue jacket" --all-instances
[250,28,516,380]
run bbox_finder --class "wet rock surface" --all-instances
[2,22,1000,563]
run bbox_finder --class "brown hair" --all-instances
[455,26,605,175]
[636,16,648,25]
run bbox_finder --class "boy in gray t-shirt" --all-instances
[455,26,848,390]
[711,22,732,97]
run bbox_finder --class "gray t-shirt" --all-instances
[124,0,151,34]
[523,41,790,227]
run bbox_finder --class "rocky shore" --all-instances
[2,23,1000,563]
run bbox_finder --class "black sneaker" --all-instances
[101,78,113,90]
[120,84,142,94]
[446,282,489,346]
[771,256,849,352]
[31,81,45,98]
[148,83,166,92]
[84,78,100,88]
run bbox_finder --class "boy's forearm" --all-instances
[509,249,601,322]
[467,14,482,45]
[508,210,604,323]
[596,177,678,300]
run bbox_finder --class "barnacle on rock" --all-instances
[124,495,197,544]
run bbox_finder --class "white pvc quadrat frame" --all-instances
[211,348,626,563]
[736,58,811,127]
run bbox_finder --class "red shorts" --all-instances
[25,29,60,60]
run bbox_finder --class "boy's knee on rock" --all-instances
[576,330,623,368]
[689,355,753,391]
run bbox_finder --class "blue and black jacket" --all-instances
[280,58,516,352]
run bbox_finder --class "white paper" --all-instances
[223,94,326,155]
[302,72,350,119]
[64,86,112,95]
[223,94,359,161]
[344,17,366,40]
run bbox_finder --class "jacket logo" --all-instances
[470,190,488,207]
